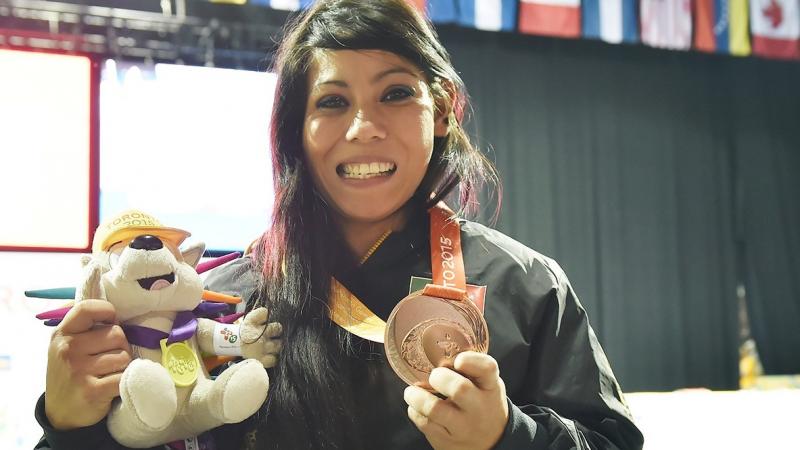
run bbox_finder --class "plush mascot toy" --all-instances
[30,210,281,448]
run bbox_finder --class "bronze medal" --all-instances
[329,203,490,390]
[384,286,488,390]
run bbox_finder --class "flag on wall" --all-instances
[428,0,459,23]
[250,0,315,10]
[640,0,693,49]
[407,0,428,13]
[582,0,639,43]
[519,0,582,37]
[421,1,517,31]
[693,0,751,55]
[750,0,800,59]
[456,0,517,31]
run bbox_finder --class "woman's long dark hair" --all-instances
[251,1,498,448]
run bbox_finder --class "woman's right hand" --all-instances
[44,299,132,430]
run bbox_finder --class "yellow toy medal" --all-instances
[160,338,200,387]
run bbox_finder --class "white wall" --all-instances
[0,252,85,449]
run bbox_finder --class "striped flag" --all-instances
[582,0,639,43]
[250,0,315,10]
[428,0,459,23]
[640,0,693,50]
[693,0,751,55]
[750,0,800,59]
[423,1,517,31]
[456,0,517,31]
[519,0,582,38]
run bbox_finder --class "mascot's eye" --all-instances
[106,241,126,268]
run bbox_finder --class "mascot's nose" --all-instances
[130,235,164,251]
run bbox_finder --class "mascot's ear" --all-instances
[181,242,206,269]
[76,258,106,301]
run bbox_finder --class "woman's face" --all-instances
[303,49,448,229]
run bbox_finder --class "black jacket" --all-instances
[35,213,643,450]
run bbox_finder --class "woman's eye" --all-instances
[316,95,348,109]
[382,87,414,102]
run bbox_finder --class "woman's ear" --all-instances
[433,78,457,138]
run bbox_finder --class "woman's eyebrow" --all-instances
[315,79,348,88]
[370,67,418,83]
[314,67,418,89]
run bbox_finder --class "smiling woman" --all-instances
[302,49,445,256]
[33,1,643,450]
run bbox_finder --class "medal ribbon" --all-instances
[123,311,198,349]
[425,203,469,301]
[329,203,468,342]
[120,302,230,350]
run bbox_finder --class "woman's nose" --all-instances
[345,109,387,142]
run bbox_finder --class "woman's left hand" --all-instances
[404,351,509,450]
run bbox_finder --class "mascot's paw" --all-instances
[213,359,269,423]
[119,358,177,430]
[240,307,283,369]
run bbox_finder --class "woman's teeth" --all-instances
[339,162,396,179]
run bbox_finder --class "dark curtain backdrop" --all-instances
[437,28,800,391]
[730,66,800,375]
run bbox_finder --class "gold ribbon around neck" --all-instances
[329,279,387,343]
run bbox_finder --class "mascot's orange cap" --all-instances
[92,210,191,254]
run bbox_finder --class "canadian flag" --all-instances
[750,0,800,59]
